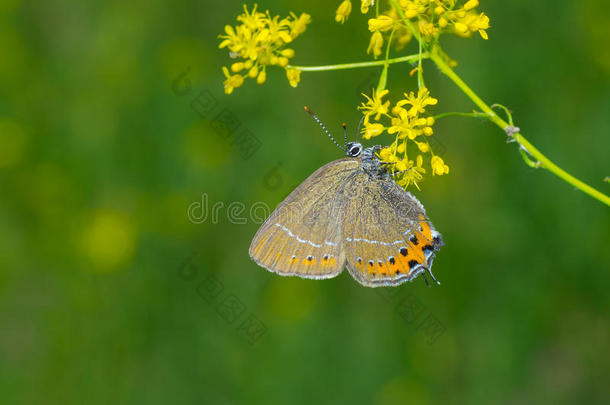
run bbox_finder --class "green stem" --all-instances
[376,29,396,93]
[434,111,491,120]
[429,47,610,206]
[288,53,426,72]
[389,0,423,45]
[417,36,425,89]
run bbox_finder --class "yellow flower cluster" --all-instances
[359,87,449,189]
[336,0,490,58]
[218,4,311,94]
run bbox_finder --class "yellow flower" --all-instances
[467,12,490,39]
[218,5,310,93]
[286,68,301,87]
[360,87,444,190]
[454,22,468,35]
[416,140,430,152]
[236,3,266,31]
[281,48,295,58]
[394,28,413,50]
[361,119,385,139]
[388,112,416,140]
[260,13,293,44]
[419,19,439,39]
[379,146,399,162]
[256,69,266,84]
[367,31,384,58]
[395,158,408,172]
[222,66,244,94]
[360,0,374,14]
[463,0,479,11]
[392,155,426,190]
[449,1,490,40]
[335,0,352,24]
[402,4,418,19]
[377,0,492,42]
[397,87,438,117]
[359,88,390,120]
[288,12,311,38]
[231,62,245,72]
[218,25,237,50]
[406,155,426,188]
[431,155,450,175]
[333,1,491,59]
[368,16,395,32]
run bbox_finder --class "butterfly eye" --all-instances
[347,143,361,157]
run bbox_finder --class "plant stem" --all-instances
[376,29,396,93]
[417,37,425,89]
[388,0,608,205]
[389,0,423,44]
[429,47,610,206]
[434,111,491,120]
[288,53,426,72]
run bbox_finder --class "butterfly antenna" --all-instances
[355,114,365,138]
[342,122,348,148]
[304,106,346,151]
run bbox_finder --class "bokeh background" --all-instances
[1,0,609,403]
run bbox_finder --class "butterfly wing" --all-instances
[249,158,359,279]
[342,172,443,287]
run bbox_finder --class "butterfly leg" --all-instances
[426,267,441,285]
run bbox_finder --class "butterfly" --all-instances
[249,107,443,287]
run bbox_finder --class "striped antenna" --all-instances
[304,106,346,151]
[342,122,348,149]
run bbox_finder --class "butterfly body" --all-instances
[249,143,443,287]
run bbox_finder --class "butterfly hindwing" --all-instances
[342,172,443,287]
[249,158,358,279]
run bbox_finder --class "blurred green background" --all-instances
[1,0,609,403]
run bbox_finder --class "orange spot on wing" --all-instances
[396,247,424,273]
[377,260,390,276]
[388,261,401,276]
[301,257,316,266]
[419,221,432,241]
[366,260,377,276]
[396,252,410,270]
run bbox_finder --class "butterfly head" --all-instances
[346,142,362,157]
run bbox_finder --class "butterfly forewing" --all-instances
[249,158,359,279]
